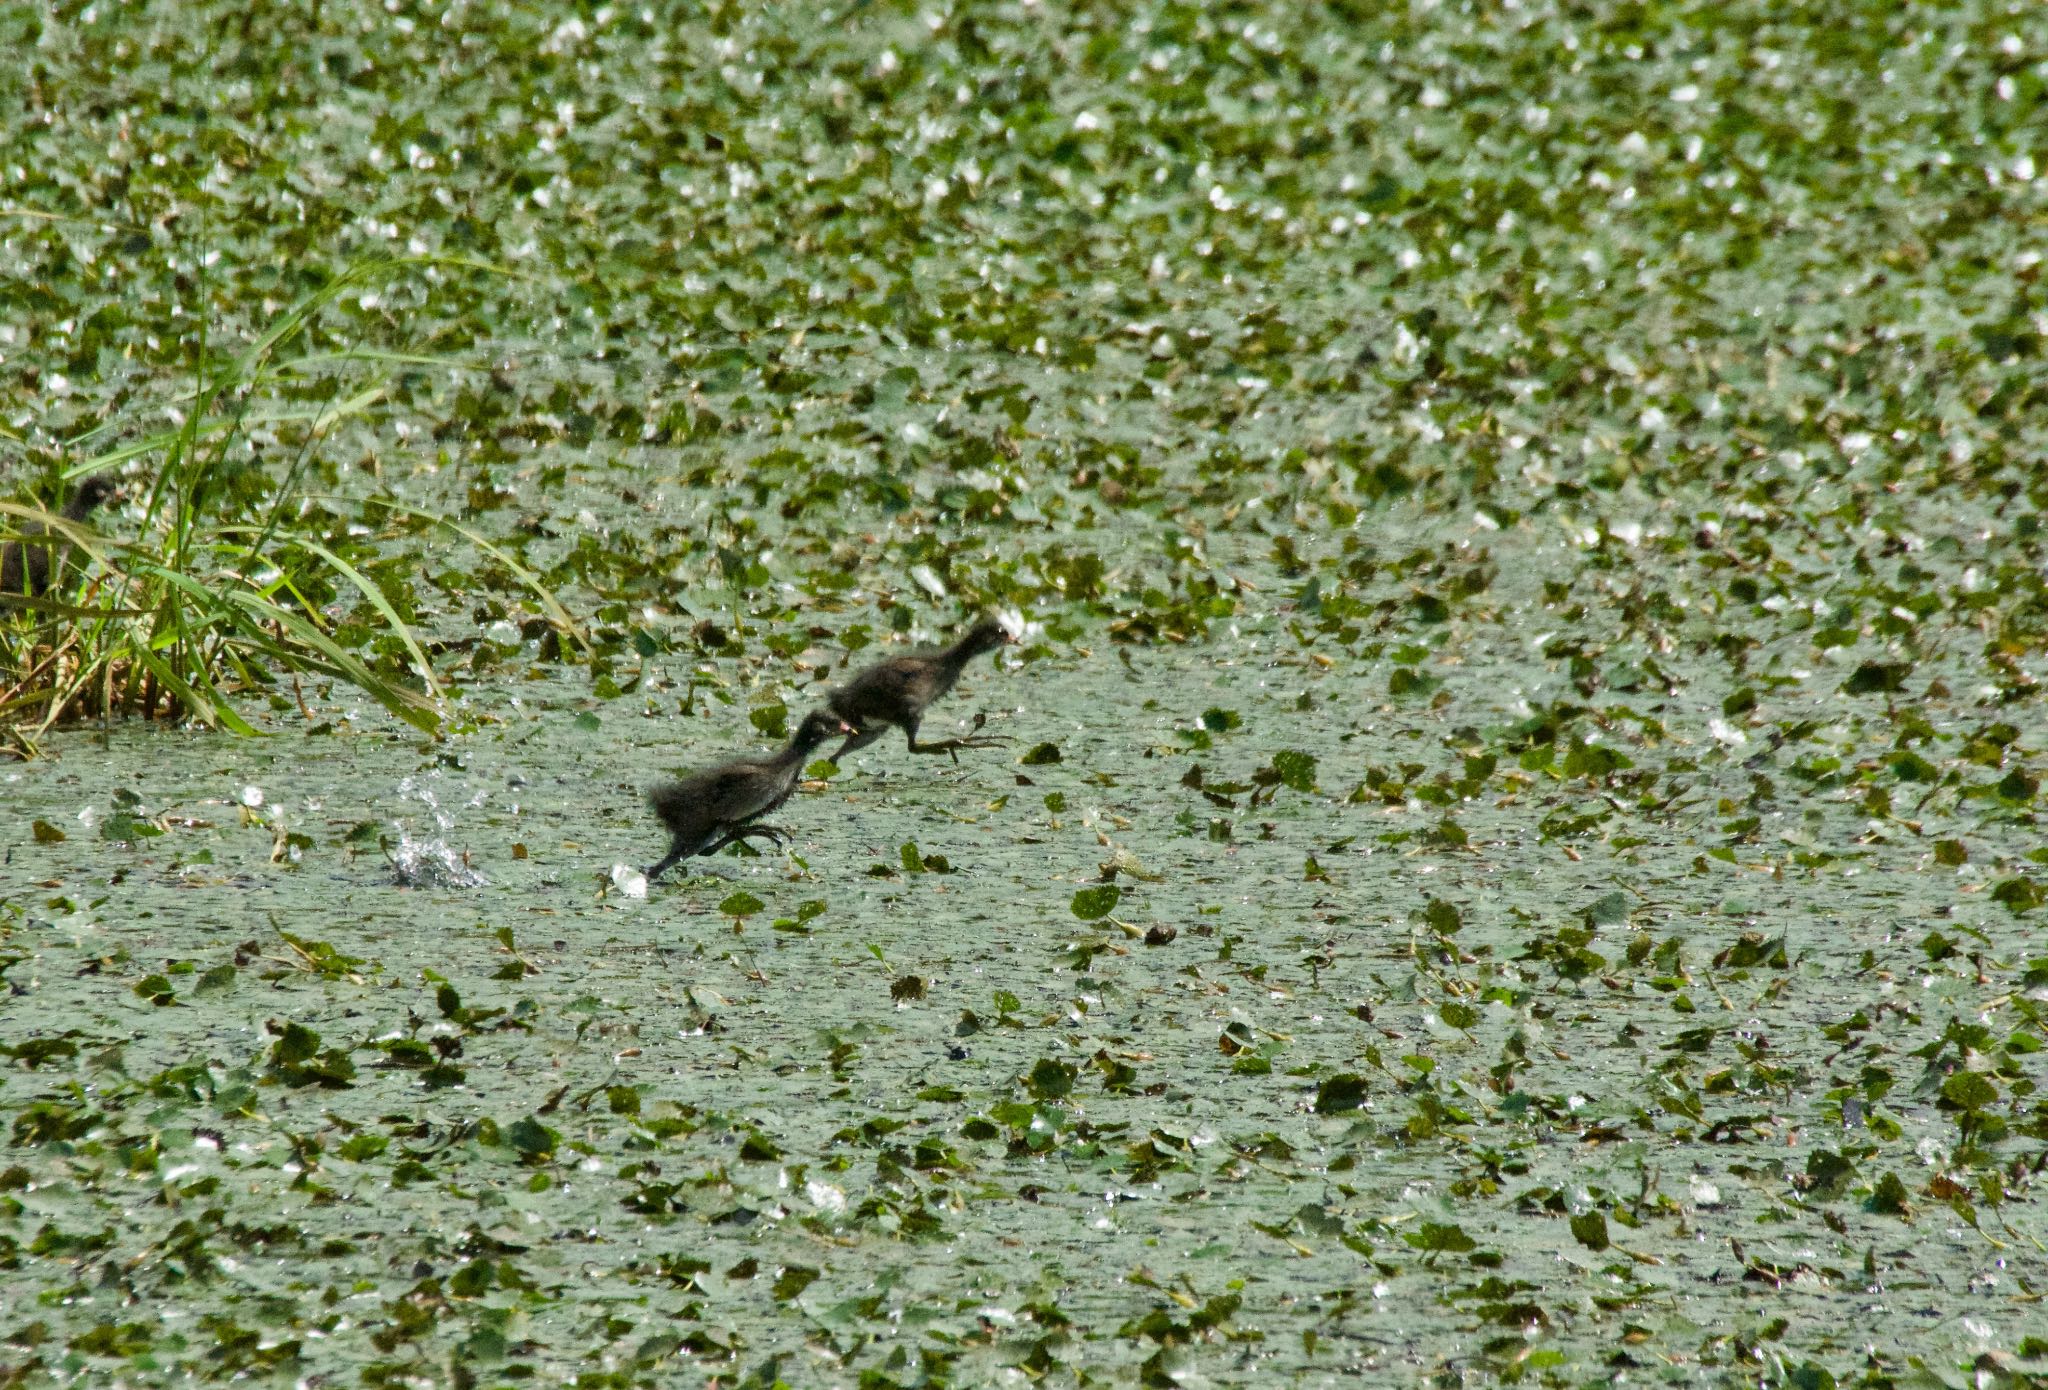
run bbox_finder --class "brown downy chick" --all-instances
[1,475,119,598]
[826,616,1016,764]
[645,708,854,882]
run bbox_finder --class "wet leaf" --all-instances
[1024,1059,1075,1101]
[1991,878,2043,915]
[749,703,789,740]
[1939,1072,1998,1113]
[506,1117,559,1163]
[1404,1222,1476,1254]
[100,810,163,842]
[264,1019,355,1088]
[1865,1172,1912,1217]
[771,1265,818,1302]
[1582,890,1631,927]
[719,891,765,919]
[1313,1075,1367,1114]
[1843,662,1911,695]
[1070,885,1121,921]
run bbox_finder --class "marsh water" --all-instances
[5,0,2047,1385]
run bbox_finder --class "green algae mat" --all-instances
[4,0,2047,1385]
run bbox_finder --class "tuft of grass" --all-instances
[0,256,567,755]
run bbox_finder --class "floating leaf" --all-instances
[1582,890,1630,927]
[1271,749,1317,792]
[771,1265,819,1301]
[265,1019,355,1088]
[773,899,829,933]
[1806,1149,1856,1200]
[1419,899,1463,935]
[1843,662,1910,695]
[719,891,765,919]
[1865,1171,1912,1216]
[1424,817,1467,848]
[1313,1074,1367,1114]
[100,811,163,843]
[1996,770,2038,804]
[1403,1221,1476,1254]
[1070,885,1121,921]
[5,1038,78,1069]
[1991,878,2043,914]
[506,1117,559,1163]
[1939,1072,1998,1113]
[268,1021,321,1067]
[1024,1058,1075,1101]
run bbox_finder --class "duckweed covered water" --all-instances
[4,0,2046,1385]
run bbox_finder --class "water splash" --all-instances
[384,833,488,889]
[386,771,488,888]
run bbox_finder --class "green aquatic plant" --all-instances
[0,256,568,752]
[8,0,2048,1381]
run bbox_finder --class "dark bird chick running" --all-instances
[644,708,854,882]
[826,616,1015,764]
[1,475,119,598]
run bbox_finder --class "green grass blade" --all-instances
[216,589,439,733]
[125,643,256,735]
[318,495,590,654]
[221,526,442,701]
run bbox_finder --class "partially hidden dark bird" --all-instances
[826,616,1016,764]
[645,708,855,882]
[1,475,118,598]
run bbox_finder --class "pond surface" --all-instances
[3,0,2046,1385]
